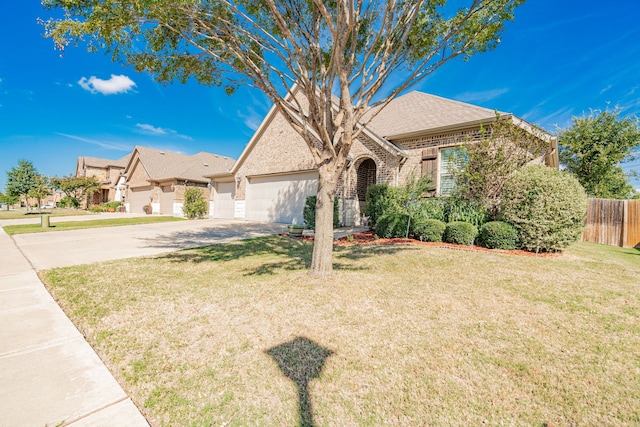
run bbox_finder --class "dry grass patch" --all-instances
[40,237,640,426]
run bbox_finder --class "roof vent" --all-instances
[160,151,165,155]
[203,162,209,167]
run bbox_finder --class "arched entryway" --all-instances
[356,158,377,213]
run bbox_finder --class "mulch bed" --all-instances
[289,230,557,258]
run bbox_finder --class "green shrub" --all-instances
[364,184,394,227]
[58,196,80,208]
[443,221,478,245]
[500,165,588,253]
[412,218,446,242]
[303,195,340,229]
[414,197,447,222]
[103,201,122,210]
[477,221,518,250]
[376,213,411,238]
[444,197,489,227]
[89,205,107,213]
[183,187,207,219]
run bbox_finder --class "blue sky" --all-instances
[1,1,639,191]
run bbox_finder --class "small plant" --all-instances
[443,221,478,245]
[444,197,488,227]
[413,197,447,222]
[143,204,152,214]
[303,195,340,230]
[375,213,411,238]
[183,187,207,219]
[346,234,355,243]
[412,218,446,242]
[364,184,393,227]
[477,221,519,250]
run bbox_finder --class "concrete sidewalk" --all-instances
[0,227,149,426]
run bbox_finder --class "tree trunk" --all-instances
[309,169,339,276]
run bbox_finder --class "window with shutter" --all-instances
[438,147,467,196]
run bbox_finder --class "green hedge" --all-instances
[477,221,518,250]
[412,218,446,242]
[443,221,478,245]
[376,213,411,238]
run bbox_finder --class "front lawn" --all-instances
[3,215,184,235]
[0,208,89,220]
[40,238,640,426]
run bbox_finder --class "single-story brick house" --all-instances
[208,90,558,226]
[75,154,131,205]
[122,146,234,215]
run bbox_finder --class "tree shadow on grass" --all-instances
[157,235,414,275]
[266,337,334,427]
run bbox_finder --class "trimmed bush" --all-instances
[103,201,122,210]
[412,218,446,242]
[303,195,340,230]
[183,187,207,219]
[500,165,588,253]
[477,221,518,250]
[443,221,478,245]
[376,213,411,238]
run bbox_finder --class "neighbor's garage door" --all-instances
[129,187,152,214]
[159,186,174,215]
[245,171,318,224]
[213,181,236,219]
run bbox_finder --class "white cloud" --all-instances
[78,74,136,95]
[55,132,132,151]
[135,123,193,140]
[136,123,167,136]
[600,84,613,95]
[456,88,509,103]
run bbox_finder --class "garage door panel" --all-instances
[245,172,318,224]
[213,182,235,219]
[129,187,152,214]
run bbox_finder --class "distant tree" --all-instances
[0,192,19,206]
[51,175,102,208]
[559,109,640,199]
[5,160,43,209]
[28,175,52,213]
[41,0,524,276]
[454,114,550,218]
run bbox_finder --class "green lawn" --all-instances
[40,238,640,426]
[0,208,89,220]
[3,216,184,235]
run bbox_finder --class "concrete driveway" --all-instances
[11,218,287,270]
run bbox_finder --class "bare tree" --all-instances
[41,0,524,275]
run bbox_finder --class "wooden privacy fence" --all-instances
[582,198,640,248]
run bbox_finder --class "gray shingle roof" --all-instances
[365,91,505,139]
[80,153,131,169]
[133,146,234,182]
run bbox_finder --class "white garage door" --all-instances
[129,187,152,214]
[245,171,318,224]
[213,181,236,219]
[159,186,175,215]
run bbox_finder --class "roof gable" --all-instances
[126,146,234,183]
[366,91,504,139]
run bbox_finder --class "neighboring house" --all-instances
[122,146,235,216]
[208,90,559,226]
[76,154,131,205]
